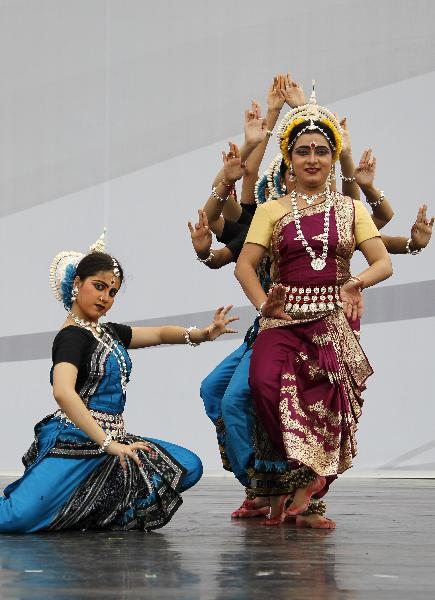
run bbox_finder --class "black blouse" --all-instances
[51,323,132,392]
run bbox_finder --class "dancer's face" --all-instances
[291,132,333,190]
[74,270,121,321]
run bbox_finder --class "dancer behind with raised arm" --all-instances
[235,85,393,525]
[0,233,237,533]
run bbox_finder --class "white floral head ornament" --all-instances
[277,80,343,167]
[49,229,121,310]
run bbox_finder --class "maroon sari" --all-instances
[249,195,373,494]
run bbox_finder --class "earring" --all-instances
[71,286,78,304]
[281,183,287,193]
[326,166,335,187]
[289,164,296,182]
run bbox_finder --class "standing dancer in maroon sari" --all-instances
[235,86,393,526]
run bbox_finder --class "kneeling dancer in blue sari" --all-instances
[0,233,237,533]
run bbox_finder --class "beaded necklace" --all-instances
[295,189,325,206]
[68,311,129,394]
[290,189,333,271]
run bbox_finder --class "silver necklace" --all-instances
[296,190,325,206]
[68,311,129,394]
[68,311,103,334]
[291,190,333,271]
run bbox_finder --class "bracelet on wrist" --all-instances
[345,276,364,290]
[196,251,214,264]
[405,238,422,255]
[340,173,356,182]
[221,178,235,188]
[368,190,385,208]
[211,186,226,203]
[184,326,200,347]
[99,432,113,453]
[221,179,237,201]
[257,301,266,317]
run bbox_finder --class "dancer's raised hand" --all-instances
[340,117,352,157]
[205,305,239,340]
[410,204,434,250]
[267,76,286,112]
[244,101,267,147]
[355,149,376,188]
[261,284,292,321]
[222,142,245,183]
[340,279,364,321]
[278,73,306,108]
[188,209,212,259]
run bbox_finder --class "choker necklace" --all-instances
[68,311,102,334]
[291,189,333,271]
[68,310,129,393]
[295,190,325,206]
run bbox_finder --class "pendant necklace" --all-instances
[291,190,333,271]
[68,311,129,393]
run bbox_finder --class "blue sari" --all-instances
[0,324,202,533]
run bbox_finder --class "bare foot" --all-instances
[262,495,287,526]
[285,475,326,517]
[231,497,270,519]
[296,514,336,529]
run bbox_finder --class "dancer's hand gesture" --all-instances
[222,142,245,184]
[244,101,267,147]
[410,204,434,250]
[278,73,305,108]
[340,280,364,321]
[261,284,292,321]
[188,209,212,259]
[355,149,376,188]
[105,440,151,472]
[340,117,352,157]
[267,76,286,112]
[206,306,239,340]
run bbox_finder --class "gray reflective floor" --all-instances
[0,476,434,599]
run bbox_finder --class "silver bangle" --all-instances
[405,238,422,255]
[211,186,226,203]
[368,190,385,208]
[197,251,214,264]
[184,326,200,346]
[257,301,266,317]
[340,173,356,182]
[99,432,113,453]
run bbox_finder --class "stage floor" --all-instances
[0,476,434,599]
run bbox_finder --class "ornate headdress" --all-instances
[255,153,287,204]
[277,81,343,167]
[49,229,121,309]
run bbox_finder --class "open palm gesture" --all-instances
[188,209,212,258]
[261,284,292,321]
[244,101,267,147]
[222,142,244,184]
[206,305,239,340]
[355,149,376,188]
[410,204,434,250]
[278,72,306,108]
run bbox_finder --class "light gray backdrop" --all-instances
[0,0,434,475]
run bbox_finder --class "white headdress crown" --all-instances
[277,80,343,166]
[49,228,118,308]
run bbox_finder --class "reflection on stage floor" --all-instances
[0,477,434,599]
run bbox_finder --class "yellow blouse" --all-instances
[245,198,380,250]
